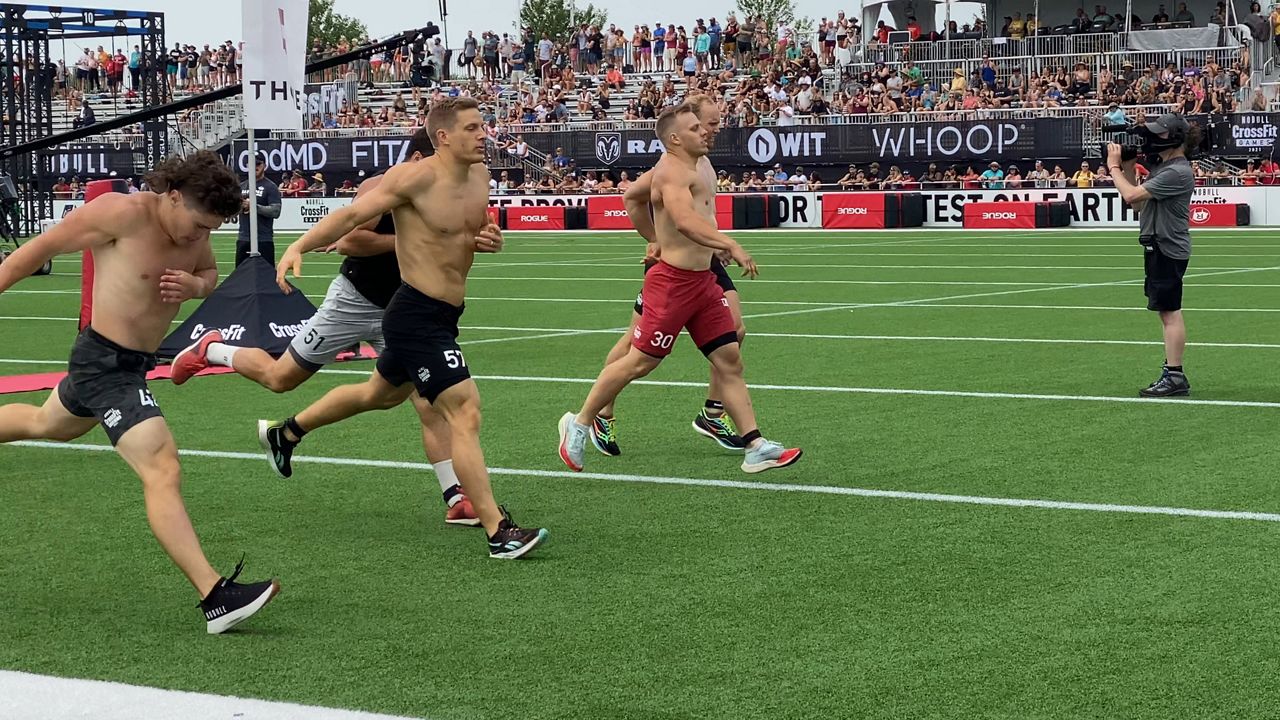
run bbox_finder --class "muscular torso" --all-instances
[651,155,718,271]
[392,162,490,306]
[91,195,211,352]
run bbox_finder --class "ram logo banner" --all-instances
[595,133,622,165]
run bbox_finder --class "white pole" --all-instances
[247,132,259,257]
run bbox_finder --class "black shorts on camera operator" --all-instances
[1106,113,1199,398]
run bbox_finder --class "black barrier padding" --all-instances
[764,195,784,227]
[1237,204,1251,226]
[565,206,588,230]
[1049,201,1071,227]
[497,207,508,230]
[1035,203,1049,228]
[743,195,766,229]
[732,196,749,230]
[884,193,901,228]
[900,193,925,227]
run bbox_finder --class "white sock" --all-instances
[434,460,462,506]
[206,343,240,368]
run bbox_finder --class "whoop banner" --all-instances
[241,0,308,130]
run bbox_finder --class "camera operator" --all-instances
[1107,112,1200,398]
[238,153,281,267]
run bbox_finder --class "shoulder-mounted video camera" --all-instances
[1101,113,1192,162]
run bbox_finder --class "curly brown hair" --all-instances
[144,150,241,218]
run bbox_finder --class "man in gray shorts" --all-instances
[170,130,505,524]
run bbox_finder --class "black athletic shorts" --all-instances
[375,283,471,403]
[635,257,736,314]
[57,327,162,445]
[1143,244,1189,312]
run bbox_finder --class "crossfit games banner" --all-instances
[1212,112,1279,157]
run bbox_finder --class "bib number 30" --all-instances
[649,331,675,349]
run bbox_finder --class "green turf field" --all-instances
[2,228,1279,719]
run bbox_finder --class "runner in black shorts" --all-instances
[270,98,547,559]
[0,153,279,634]
[56,327,163,445]
[376,284,472,402]
[591,95,747,457]
[173,134,492,527]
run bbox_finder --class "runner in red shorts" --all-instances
[558,104,802,474]
[589,94,748,457]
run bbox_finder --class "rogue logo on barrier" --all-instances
[746,129,828,163]
[1192,208,1211,223]
[595,133,622,165]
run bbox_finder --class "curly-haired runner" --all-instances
[0,151,281,634]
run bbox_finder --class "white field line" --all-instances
[903,303,1280,313]
[0,671,425,720]
[5,326,1279,369]
[11,440,1280,523]
[740,265,1280,321]
[474,262,1261,271]
[249,371,1280,410]
[12,278,1280,297]
[228,248,1279,258]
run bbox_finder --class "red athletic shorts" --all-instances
[632,261,737,358]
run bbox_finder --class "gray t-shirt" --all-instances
[1137,156,1194,259]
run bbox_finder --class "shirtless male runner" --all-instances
[0,152,279,634]
[558,105,802,474]
[269,98,547,559]
[587,94,748,458]
[170,134,502,527]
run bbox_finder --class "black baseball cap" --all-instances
[1145,113,1190,136]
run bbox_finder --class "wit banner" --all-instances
[241,0,308,130]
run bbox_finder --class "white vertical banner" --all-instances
[241,0,308,130]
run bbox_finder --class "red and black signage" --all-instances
[586,195,632,230]
[505,206,566,230]
[1189,203,1250,227]
[821,193,925,229]
[963,201,1070,228]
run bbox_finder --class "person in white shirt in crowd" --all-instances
[1026,160,1050,188]
[776,103,798,126]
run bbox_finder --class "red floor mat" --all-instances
[0,347,377,395]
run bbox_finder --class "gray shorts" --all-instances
[287,274,386,371]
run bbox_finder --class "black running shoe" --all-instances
[199,557,280,635]
[590,415,621,456]
[257,419,295,478]
[692,410,746,451]
[488,506,548,559]
[1139,369,1191,398]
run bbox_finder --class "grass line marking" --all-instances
[11,440,1280,523]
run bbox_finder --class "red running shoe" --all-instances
[170,329,224,386]
[445,496,481,526]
